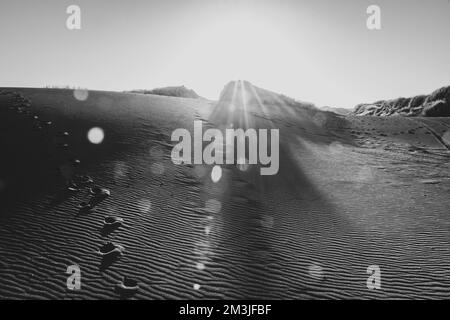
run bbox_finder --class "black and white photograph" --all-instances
[0,0,449,304]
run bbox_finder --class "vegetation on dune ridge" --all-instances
[129,85,200,99]
[353,85,450,117]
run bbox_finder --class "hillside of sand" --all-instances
[1,83,450,299]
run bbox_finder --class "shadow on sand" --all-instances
[202,81,358,298]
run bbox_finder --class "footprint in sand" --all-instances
[65,174,92,193]
[115,277,139,298]
[7,92,136,295]
[73,174,93,187]
[78,201,94,214]
[56,142,70,150]
[104,216,124,228]
[98,242,125,272]
[97,241,125,258]
[101,217,124,237]
[90,186,111,198]
[40,120,52,128]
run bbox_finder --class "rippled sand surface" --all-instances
[1,88,450,299]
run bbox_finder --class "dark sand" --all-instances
[0,87,450,299]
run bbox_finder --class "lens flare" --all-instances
[87,127,104,144]
[211,165,222,183]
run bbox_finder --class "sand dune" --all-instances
[129,86,201,99]
[354,85,450,117]
[1,84,450,299]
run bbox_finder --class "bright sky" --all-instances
[0,0,449,108]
